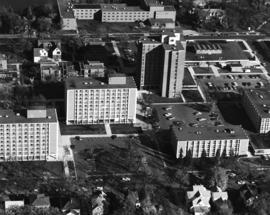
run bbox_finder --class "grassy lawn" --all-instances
[110,124,141,134]
[193,67,214,75]
[142,93,183,104]
[71,137,141,178]
[182,89,204,102]
[78,20,139,34]
[60,123,106,135]
[183,68,196,86]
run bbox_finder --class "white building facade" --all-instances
[65,75,137,125]
[0,108,59,162]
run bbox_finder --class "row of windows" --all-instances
[0,124,48,128]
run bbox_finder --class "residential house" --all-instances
[62,198,81,215]
[186,185,211,215]
[5,200,24,211]
[32,194,50,209]
[34,48,48,63]
[211,187,228,202]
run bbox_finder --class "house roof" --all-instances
[187,185,211,203]
[32,194,50,207]
[212,191,228,202]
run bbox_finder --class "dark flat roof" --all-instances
[154,103,248,140]
[65,77,137,90]
[251,134,270,149]
[73,4,100,9]
[57,0,75,18]
[186,40,251,62]
[244,88,270,118]
[162,41,184,50]
[0,109,58,124]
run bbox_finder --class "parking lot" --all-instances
[196,73,269,94]
[153,103,223,130]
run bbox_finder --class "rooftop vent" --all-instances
[265,109,270,114]
[225,128,235,134]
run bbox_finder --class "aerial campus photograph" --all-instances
[1,0,270,215]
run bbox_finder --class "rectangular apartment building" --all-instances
[171,125,249,158]
[101,4,150,22]
[73,4,101,20]
[161,42,186,98]
[65,74,137,125]
[242,89,270,133]
[57,0,78,30]
[0,108,59,162]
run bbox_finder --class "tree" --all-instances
[6,206,64,215]
[250,192,270,215]
[0,7,26,33]
[174,168,190,187]
[215,149,221,164]
[213,199,233,215]
[35,17,52,32]
[206,167,228,191]
[183,150,193,166]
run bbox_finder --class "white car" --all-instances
[167,116,175,120]
[122,177,131,182]
[164,113,172,117]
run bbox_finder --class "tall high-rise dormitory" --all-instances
[137,30,186,98]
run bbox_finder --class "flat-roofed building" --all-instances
[58,0,176,23]
[101,4,150,22]
[153,103,249,158]
[242,89,270,133]
[171,124,249,158]
[80,61,105,78]
[148,18,175,29]
[40,61,61,82]
[57,0,77,30]
[73,4,101,20]
[194,42,222,55]
[0,108,59,161]
[137,30,186,98]
[250,134,270,156]
[65,74,137,125]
